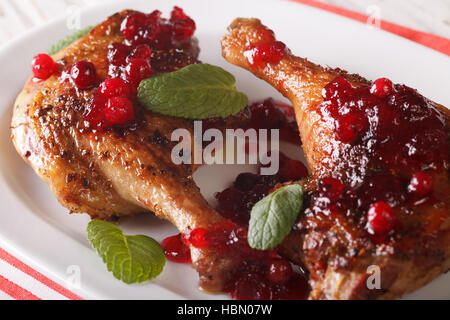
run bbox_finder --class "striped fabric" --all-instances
[0,248,82,300]
[292,0,450,56]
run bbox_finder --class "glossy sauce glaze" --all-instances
[221,16,450,300]
[31,10,449,298]
[305,76,449,238]
[30,8,199,132]
[163,99,310,300]
[83,7,198,131]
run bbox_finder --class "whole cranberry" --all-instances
[120,12,147,41]
[124,58,152,85]
[70,61,97,89]
[322,76,353,100]
[334,111,367,144]
[170,6,196,40]
[267,259,293,284]
[104,96,134,125]
[170,6,189,20]
[121,12,161,45]
[31,53,57,80]
[408,171,433,196]
[99,78,130,98]
[370,78,394,97]
[147,10,162,24]
[127,44,152,62]
[367,202,397,233]
[107,43,131,66]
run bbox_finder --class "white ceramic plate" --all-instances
[0,0,448,300]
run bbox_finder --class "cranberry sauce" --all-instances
[320,76,447,173]
[216,153,307,226]
[246,98,300,145]
[244,27,287,69]
[162,108,309,300]
[47,8,198,132]
[305,76,449,237]
[166,220,308,300]
[161,234,192,263]
[190,150,309,300]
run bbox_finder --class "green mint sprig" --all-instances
[137,63,248,119]
[248,184,303,250]
[87,220,166,284]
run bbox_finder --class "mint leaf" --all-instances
[87,220,165,284]
[48,25,94,55]
[137,63,248,119]
[248,184,303,250]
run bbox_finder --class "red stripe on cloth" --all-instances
[290,0,450,56]
[0,248,82,300]
[0,274,40,300]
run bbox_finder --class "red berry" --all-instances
[367,202,397,233]
[124,58,152,84]
[121,12,161,45]
[161,234,191,263]
[99,78,130,98]
[267,259,293,284]
[279,159,309,181]
[127,44,152,62]
[322,76,353,100]
[120,12,147,41]
[70,61,97,89]
[370,78,394,97]
[408,171,433,196]
[170,6,189,20]
[170,7,196,40]
[172,19,196,40]
[245,41,286,68]
[104,97,134,125]
[107,43,131,66]
[147,10,162,24]
[31,53,57,79]
[319,177,344,202]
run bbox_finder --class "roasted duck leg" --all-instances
[222,18,450,299]
[11,10,240,292]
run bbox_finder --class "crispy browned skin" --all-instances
[11,10,243,292]
[222,18,450,299]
